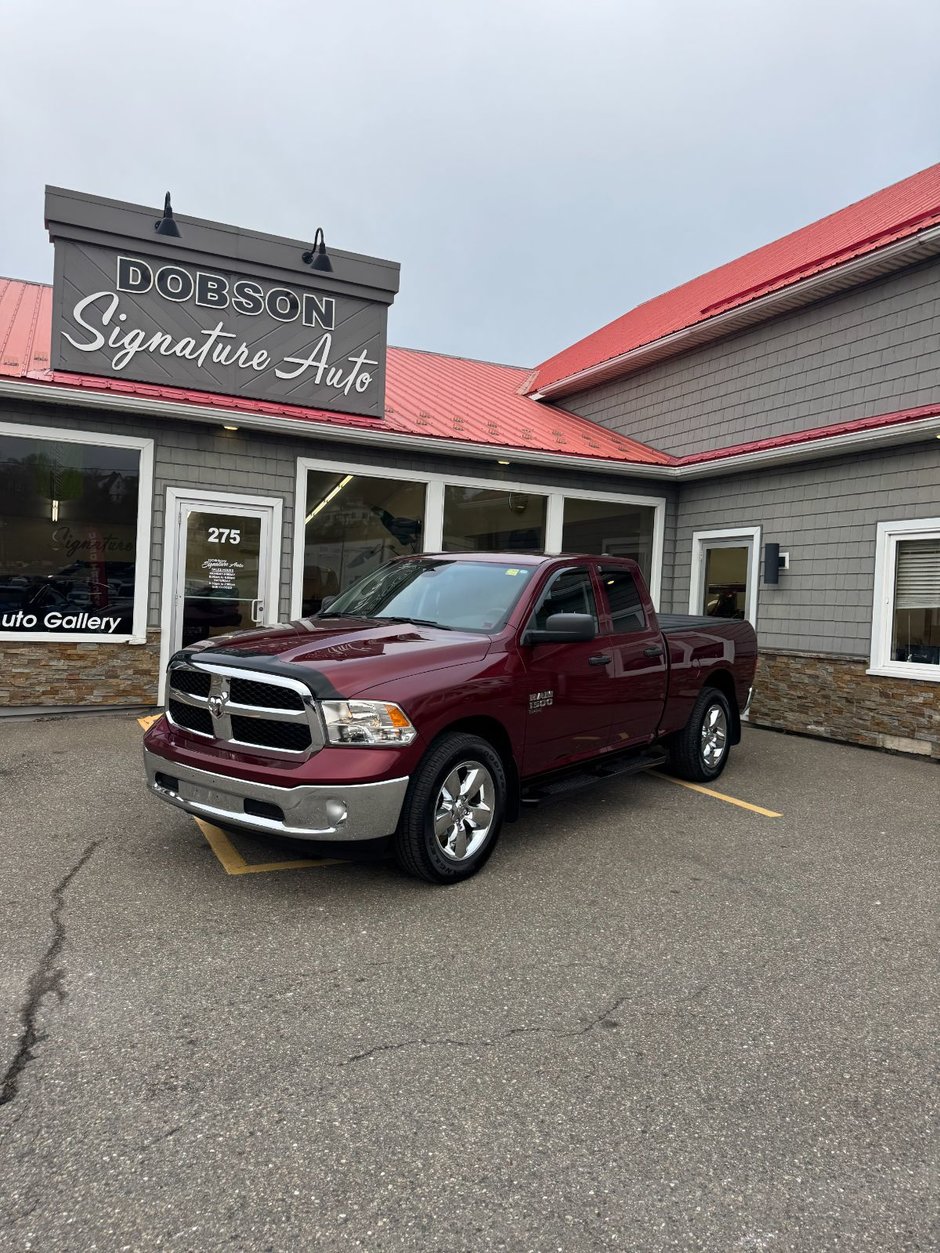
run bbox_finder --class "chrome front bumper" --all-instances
[143,748,409,842]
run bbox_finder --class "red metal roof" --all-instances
[529,163,940,395]
[0,277,52,375]
[0,278,669,466]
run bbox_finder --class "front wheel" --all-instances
[667,686,733,782]
[393,733,506,884]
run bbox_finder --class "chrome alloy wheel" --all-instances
[700,703,728,768]
[433,760,495,862]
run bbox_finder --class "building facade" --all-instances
[1,172,938,756]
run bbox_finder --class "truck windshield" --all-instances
[318,560,536,632]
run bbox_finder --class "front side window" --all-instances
[301,470,427,615]
[0,431,143,639]
[871,520,940,680]
[320,558,536,632]
[529,567,599,632]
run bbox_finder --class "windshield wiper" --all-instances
[372,615,453,630]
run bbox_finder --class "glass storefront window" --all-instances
[442,486,546,553]
[0,432,141,637]
[301,471,426,615]
[561,498,655,582]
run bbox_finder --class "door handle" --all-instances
[643,644,664,657]
[250,598,265,625]
[588,654,612,666]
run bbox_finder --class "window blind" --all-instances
[895,538,940,610]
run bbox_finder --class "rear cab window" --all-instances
[597,566,647,633]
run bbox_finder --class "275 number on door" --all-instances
[207,527,241,544]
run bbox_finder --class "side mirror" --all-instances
[523,612,596,646]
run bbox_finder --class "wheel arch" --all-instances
[700,667,741,744]
[428,716,521,821]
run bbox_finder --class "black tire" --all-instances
[667,686,733,782]
[393,733,506,884]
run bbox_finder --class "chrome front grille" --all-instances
[166,661,325,759]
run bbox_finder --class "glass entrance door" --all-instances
[172,501,275,650]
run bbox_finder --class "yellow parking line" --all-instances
[649,771,782,817]
[138,714,161,730]
[193,818,344,875]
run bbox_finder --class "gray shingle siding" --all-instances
[2,399,676,629]
[561,257,940,456]
[668,441,940,656]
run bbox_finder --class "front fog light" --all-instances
[320,699,417,747]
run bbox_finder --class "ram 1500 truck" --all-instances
[144,553,757,883]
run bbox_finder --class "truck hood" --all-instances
[177,616,492,699]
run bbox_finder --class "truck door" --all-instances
[519,565,613,775]
[596,564,669,748]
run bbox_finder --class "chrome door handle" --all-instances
[644,645,664,657]
[250,598,265,624]
[588,654,612,666]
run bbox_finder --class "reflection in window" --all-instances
[561,498,655,583]
[702,546,748,619]
[892,537,940,666]
[0,433,140,637]
[442,486,546,553]
[302,471,426,615]
[600,568,646,633]
[531,568,598,630]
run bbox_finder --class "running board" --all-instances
[521,748,668,805]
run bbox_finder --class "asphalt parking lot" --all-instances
[0,714,936,1252]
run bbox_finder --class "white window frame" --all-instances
[291,456,667,618]
[0,420,154,644]
[868,516,940,682]
[689,526,762,627]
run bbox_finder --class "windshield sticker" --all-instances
[505,568,521,576]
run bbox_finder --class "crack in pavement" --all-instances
[341,995,630,1066]
[0,841,102,1107]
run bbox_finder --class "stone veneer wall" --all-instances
[2,631,161,709]
[749,650,940,759]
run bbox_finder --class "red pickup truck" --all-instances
[144,553,757,883]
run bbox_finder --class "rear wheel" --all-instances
[394,733,506,884]
[667,686,733,782]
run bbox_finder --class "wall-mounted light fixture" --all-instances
[302,227,333,273]
[223,425,239,432]
[154,191,182,238]
[763,543,790,584]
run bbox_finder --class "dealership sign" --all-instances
[46,188,400,418]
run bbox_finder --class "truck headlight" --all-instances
[320,699,417,746]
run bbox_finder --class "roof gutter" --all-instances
[2,377,937,481]
[528,223,940,400]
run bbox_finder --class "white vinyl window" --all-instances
[0,421,154,644]
[869,517,940,681]
[291,457,667,617]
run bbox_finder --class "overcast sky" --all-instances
[2,0,938,367]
